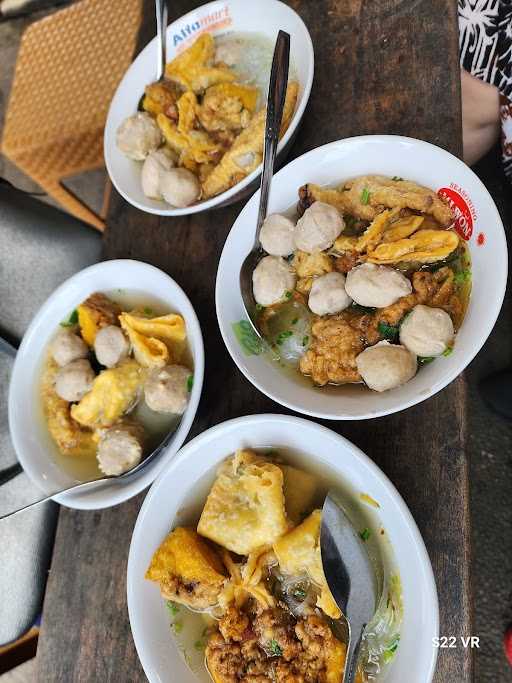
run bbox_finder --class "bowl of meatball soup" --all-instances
[216,135,507,419]
[8,259,204,509]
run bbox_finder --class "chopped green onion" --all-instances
[392,176,403,182]
[360,188,371,205]
[166,601,180,616]
[292,317,299,325]
[383,635,400,663]
[418,356,435,365]
[378,321,399,341]
[194,640,206,651]
[187,375,194,391]
[268,640,283,657]
[454,269,471,285]
[172,621,183,634]
[143,307,153,315]
[360,528,371,542]
[284,290,293,299]
[276,330,293,345]
[60,309,79,327]
[302,335,309,347]
[443,346,454,357]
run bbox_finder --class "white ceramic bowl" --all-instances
[8,259,204,510]
[216,135,508,419]
[104,0,314,216]
[128,414,439,683]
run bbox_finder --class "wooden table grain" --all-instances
[36,1,473,681]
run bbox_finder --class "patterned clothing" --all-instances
[459,0,512,178]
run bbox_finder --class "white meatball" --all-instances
[260,214,296,257]
[294,202,345,253]
[356,341,417,392]
[116,112,162,161]
[144,364,191,414]
[141,148,175,199]
[50,329,88,367]
[399,304,454,357]
[345,263,412,308]
[55,359,95,402]
[308,272,352,316]
[160,167,201,208]
[96,425,143,476]
[252,255,296,306]
[94,325,129,368]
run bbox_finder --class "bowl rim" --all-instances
[215,133,509,420]
[8,258,205,510]
[104,0,315,216]
[127,412,440,683]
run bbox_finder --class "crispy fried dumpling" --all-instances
[273,509,341,619]
[70,358,144,428]
[165,33,235,93]
[77,293,121,346]
[145,527,226,610]
[367,228,459,264]
[197,450,289,556]
[119,312,187,368]
[201,81,299,199]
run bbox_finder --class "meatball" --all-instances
[259,213,296,257]
[144,364,191,414]
[96,424,143,476]
[55,359,95,402]
[94,325,129,368]
[345,263,412,308]
[116,112,162,161]
[399,304,454,357]
[50,329,88,367]
[160,167,201,207]
[252,255,296,306]
[356,341,417,392]
[294,201,345,253]
[308,272,352,316]
[141,148,175,199]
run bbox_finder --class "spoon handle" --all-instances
[155,0,168,80]
[344,625,364,683]
[255,30,290,243]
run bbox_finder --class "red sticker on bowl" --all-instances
[437,185,476,241]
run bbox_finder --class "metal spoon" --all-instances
[320,491,378,683]
[0,415,183,520]
[239,30,290,331]
[138,0,168,110]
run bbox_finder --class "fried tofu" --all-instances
[77,293,121,346]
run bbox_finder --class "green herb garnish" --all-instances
[443,346,454,357]
[378,321,399,341]
[276,330,293,345]
[293,588,307,600]
[172,621,183,634]
[232,320,264,356]
[392,176,403,182]
[268,640,283,657]
[302,335,309,347]
[292,317,299,325]
[143,307,153,315]
[360,188,371,205]
[166,601,180,617]
[360,528,371,542]
[383,635,400,663]
[187,375,194,391]
[284,290,292,299]
[418,356,435,365]
[60,309,79,327]
[194,640,206,651]
[454,269,471,285]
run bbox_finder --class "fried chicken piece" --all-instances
[299,315,364,385]
[298,175,454,227]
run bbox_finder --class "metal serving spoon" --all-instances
[0,414,184,521]
[239,30,290,332]
[137,0,168,110]
[321,491,378,683]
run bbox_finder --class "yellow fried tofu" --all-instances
[177,90,198,134]
[157,112,221,164]
[119,312,187,367]
[78,293,121,346]
[197,450,289,556]
[198,83,258,134]
[273,510,341,619]
[70,358,144,428]
[145,527,226,609]
[41,361,96,457]
[292,250,333,278]
[202,81,298,199]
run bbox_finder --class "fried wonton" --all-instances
[197,450,289,556]
[273,510,341,619]
[77,293,121,346]
[119,312,187,368]
[70,358,144,428]
[165,33,235,93]
[146,527,226,610]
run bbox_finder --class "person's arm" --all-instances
[461,68,501,166]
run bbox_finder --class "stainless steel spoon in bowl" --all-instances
[321,491,378,683]
[138,0,168,110]
[239,30,290,333]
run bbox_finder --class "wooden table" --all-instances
[36,1,473,681]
